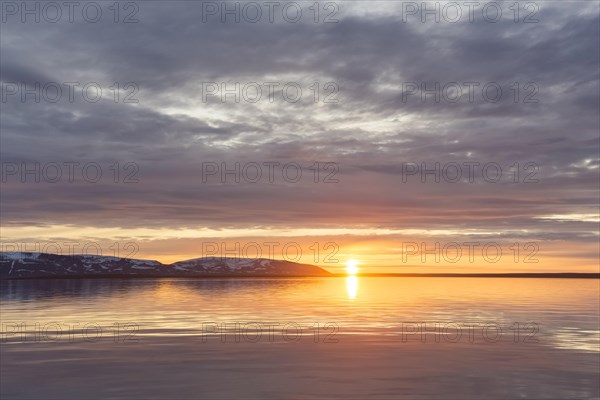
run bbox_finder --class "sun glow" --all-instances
[345,259,360,275]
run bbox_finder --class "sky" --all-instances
[1,1,599,273]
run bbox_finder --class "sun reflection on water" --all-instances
[346,276,358,300]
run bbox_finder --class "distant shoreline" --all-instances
[338,273,600,279]
[2,273,599,280]
[2,253,599,280]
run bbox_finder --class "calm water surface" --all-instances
[1,277,599,399]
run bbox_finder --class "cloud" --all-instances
[1,1,598,267]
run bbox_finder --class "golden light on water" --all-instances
[346,276,358,300]
[344,260,360,299]
[346,259,360,275]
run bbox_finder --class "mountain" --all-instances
[0,252,332,279]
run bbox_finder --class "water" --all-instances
[1,277,599,399]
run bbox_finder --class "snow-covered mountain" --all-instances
[0,252,331,279]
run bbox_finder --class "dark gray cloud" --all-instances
[0,1,598,253]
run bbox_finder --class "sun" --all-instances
[345,259,360,275]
